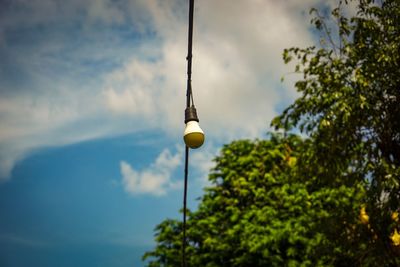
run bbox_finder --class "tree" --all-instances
[143,134,365,266]
[273,0,400,264]
[144,0,400,266]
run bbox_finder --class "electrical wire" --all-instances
[182,145,189,267]
[182,1,195,267]
[186,0,195,109]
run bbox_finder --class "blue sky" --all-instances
[0,0,348,266]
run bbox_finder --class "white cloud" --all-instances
[119,143,221,197]
[120,148,182,196]
[101,0,320,141]
[103,59,161,117]
[0,0,354,180]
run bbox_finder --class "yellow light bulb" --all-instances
[183,121,205,149]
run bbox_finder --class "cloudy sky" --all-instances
[0,0,342,266]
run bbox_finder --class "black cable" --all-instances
[183,1,195,267]
[186,0,194,109]
[182,146,189,267]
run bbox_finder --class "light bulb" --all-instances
[183,120,205,149]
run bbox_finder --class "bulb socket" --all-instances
[184,106,199,123]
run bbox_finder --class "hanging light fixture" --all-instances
[184,106,204,149]
[183,0,204,150]
[182,0,204,266]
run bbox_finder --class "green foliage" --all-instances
[142,218,183,267]
[145,1,400,266]
[144,134,366,266]
[274,0,400,265]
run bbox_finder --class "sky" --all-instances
[0,0,344,266]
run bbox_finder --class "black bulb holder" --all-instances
[184,106,199,123]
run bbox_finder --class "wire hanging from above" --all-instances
[183,0,204,151]
[182,0,205,266]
